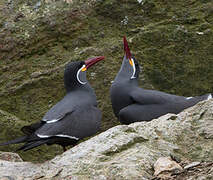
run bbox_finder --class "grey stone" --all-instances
[0,99,212,179]
[154,157,183,176]
[184,162,201,170]
[0,152,23,162]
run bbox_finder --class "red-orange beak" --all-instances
[123,36,132,59]
[85,56,105,69]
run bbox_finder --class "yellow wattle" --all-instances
[81,67,87,71]
[129,59,133,66]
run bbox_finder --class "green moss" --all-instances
[103,136,148,157]
[0,0,213,162]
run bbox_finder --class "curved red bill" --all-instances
[85,56,105,69]
[123,36,132,59]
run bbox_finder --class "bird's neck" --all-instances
[65,82,94,94]
[113,60,138,85]
[113,77,138,87]
[113,69,138,86]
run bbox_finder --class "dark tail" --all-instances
[190,93,212,102]
[17,139,49,151]
[199,93,212,101]
[0,136,28,146]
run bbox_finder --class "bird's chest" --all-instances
[110,85,132,116]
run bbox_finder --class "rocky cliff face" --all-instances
[0,0,213,162]
[0,99,212,179]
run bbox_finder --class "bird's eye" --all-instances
[129,58,134,66]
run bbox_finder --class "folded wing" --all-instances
[36,106,101,140]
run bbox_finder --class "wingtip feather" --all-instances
[0,136,28,146]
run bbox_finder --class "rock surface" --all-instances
[154,157,183,177]
[0,99,212,179]
[0,0,213,162]
[0,152,23,162]
[183,161,201,170]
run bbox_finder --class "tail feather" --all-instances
[207,93,212,100]
[0,136,28,146]
[199,93,212,101]
[189,93,212,102]
[17,139,49,151]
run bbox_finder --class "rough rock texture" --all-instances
[154,157,183,176]
[0,0,213,161]
[184,161,201,170]
[0,99,212,179]
[177,162,213,180]
[0,151,23,162]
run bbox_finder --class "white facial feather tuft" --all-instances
[130,58,136,79]
[77,65,87,84]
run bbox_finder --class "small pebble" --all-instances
[184,162,201,170]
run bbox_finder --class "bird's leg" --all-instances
[63,146,67,152]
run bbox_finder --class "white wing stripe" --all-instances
[37,134,50,138]
[186,97,193,100]
[56,134,79,140]
[42,118,62,123]
[46,119,60,123]
[37,133,79,140]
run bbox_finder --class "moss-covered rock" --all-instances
[0,0,212,161]
[0,151,23,162]
[0,109,63,162]
[0,99,212,179]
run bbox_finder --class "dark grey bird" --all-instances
[110,37,212,124]
[0,56,105,151]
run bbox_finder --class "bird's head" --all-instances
[118,36,140,81]
[64,56,105,91]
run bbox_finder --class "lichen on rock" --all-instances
[0,0,213,163]
[0,99,212,179]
